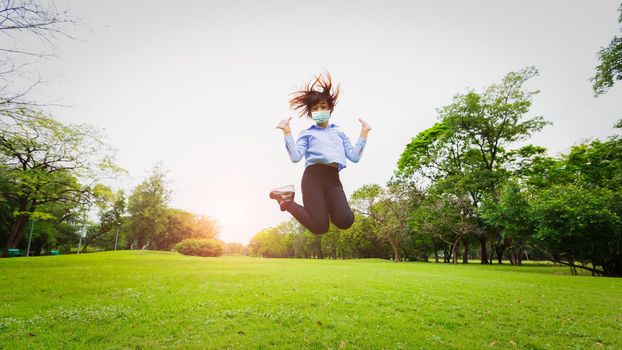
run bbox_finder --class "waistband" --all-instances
[304,163,340,173]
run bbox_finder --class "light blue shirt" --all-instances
[284,123,367,171]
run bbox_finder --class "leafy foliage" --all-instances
[592,4,622,95]
[0,110,122,255]
[173,238,224,257]
[530,184,621,276]
[397,67,547,265]
[249,224,292,258]
[126,166,171,249]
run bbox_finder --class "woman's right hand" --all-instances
[276,117,292,134]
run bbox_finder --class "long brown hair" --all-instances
[289,72,340,118]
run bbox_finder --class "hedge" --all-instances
[173,238,224,257]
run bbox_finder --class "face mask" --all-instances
[311,110,330,123]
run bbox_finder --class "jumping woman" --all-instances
[270,72,372,234]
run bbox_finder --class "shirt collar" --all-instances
[308,123,338,130]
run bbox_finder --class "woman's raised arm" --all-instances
[277,117,306,162]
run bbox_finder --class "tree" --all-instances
[592,3,622,95]
[351,181,422,262]
[479,180,533,266]
[127,166,171,249]
[249,226,290,258]
[0,3,116,257]
[157,209,220,251]
[223,242,247,255]
[1,0,76,118]
[339,213,386,259]
[411,193,480,264]
[288,220,316,258]
[380,179,423,262]
[79,186,125,252]
[527,126,622,276]
[192,214,220,240]
[482,121,622,276]
[0,112,120,256]
[397,67,548,264]
[350,184,385,254]
[158,209,193,251]
[530,184,621,276]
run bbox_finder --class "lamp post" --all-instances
[77,226,86,254]
[114,225,120,250]
[26,219,35,257]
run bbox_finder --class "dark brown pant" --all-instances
[284,164,355,234]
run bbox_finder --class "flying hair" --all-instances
[289,72,340,118]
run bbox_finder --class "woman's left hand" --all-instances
[359,118,372,132]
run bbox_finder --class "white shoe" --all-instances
[269,185,295,210]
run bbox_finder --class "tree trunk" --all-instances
[509,244,518,266]
[489,240,495,264]
[568,258,577,275]
[451,238,461,264]
[602,260,622,277]
[462,239,469,264]
[3,213,29,257]
[390,239,401,262]
[34,239,43,256]
[495,238,505,264]
[432,240,439,263]
[314,235,323,259]
[479,236,488,264]
[517,247,524,266]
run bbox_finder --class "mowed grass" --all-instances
[1,252,621,349]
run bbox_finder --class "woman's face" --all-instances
[310,100,330,113]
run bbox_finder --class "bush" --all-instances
[173,239,224,257]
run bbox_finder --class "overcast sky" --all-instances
[23,0,622,244]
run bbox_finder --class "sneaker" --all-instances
[269,185,295,211]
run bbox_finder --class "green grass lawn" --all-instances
[1,252,621,349]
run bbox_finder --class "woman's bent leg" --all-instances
[284,166,330,234]
[326,179,355,230]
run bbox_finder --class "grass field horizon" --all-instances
[2,251,621,349]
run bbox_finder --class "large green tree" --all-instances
[126,166,171,249]
[479,120,622,276]
[0,111,120,256]
[529,130,622,276]
[530,184,621,276]
[397,67,548,264]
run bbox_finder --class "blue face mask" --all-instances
[311,110,330,124]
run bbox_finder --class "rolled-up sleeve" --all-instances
[340,132,366,162]
[285,133,307,162]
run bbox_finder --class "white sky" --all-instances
[21,0,622,244]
